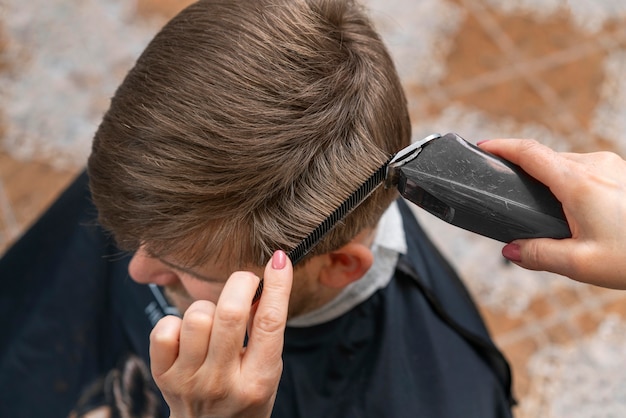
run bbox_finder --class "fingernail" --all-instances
[476,139,490,146]
[502,243,522,262]
[272,250,287,270]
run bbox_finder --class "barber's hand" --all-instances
[149,250,293,418]
[479,139,626,289]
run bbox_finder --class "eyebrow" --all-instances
[157,257,222,283]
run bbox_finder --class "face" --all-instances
[129,244,339,318]
[128,246,265,313]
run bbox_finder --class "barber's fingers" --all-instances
[503,239,577,275]
[481,139,625,189]
[206,271,260,374]
[244,250,293,380]
[150,315,182,377]
[503,238,626,288]
[479,138,573,191]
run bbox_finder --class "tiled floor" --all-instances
[2,1,626,417]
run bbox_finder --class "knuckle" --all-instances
[157,371,189,395]
[567,244,594,277]
[254,305,285,335]
[184,309,214,330]
[245,385,273,405]
[150,317,180,345]
[244,370,283,405]
[595,151,620,163]
[521,240,545,269]
[204,382,231,401]
[215,303,248,325]
[183,300,216,330]
[149,328,166,345]
[187,299,216,313]
[517,138,541,156]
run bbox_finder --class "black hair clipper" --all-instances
[385,132,571,243]
[287,132,571,267]
[252,132,572,301]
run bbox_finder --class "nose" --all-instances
[128,248,179,286]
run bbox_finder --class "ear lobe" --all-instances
[319,243,374,289]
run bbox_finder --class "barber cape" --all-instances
[276,199,514,418]
[0,171,514,418]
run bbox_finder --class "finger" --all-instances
[244,250,293,376]
[479,138,574,195]
[206,271,260,372]
[177,300,216,372]
[503,238,579,279]
[150,315,182,377]
[478,139,561,179]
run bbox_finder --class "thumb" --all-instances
[503,238,576,278]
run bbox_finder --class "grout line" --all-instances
[423,32,613,111]
[463,0,581,132]
[426,18,626,101]
[460,0,585,134]
[423,36,605,107]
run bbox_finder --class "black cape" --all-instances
[0,171,514,418]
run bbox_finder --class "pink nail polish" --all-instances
[502,243,522,262]
[476,139,490,146]
[272,250,287,269]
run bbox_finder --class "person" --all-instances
[0,0,514,417]
[478,138,626,290]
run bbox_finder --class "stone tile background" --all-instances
[2,1,626,417]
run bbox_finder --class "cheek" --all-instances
[179,277,226,304]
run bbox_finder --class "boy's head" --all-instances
[88,0,410,275]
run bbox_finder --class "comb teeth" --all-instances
[287,161,389,266]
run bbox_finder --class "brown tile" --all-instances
[526,295,555,320]
[532,49,606,132]
[0,22,11,74]
[601,294,626,319]
[552,285,583,309]
[573,310,603,336]
[586,284,626,299]
[134,0,196,20]
[499,336,541,401]
[0,152,79,250]
[442,13,512,86]
[543,319,578,345]
[447,77,554,126]
[0,187,16,256]
[491,9,601,60]
[478,304,527,337]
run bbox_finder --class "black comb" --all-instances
[252,159,390,304]
[287,161,390,266]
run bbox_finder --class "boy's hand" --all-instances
[479,138,626,289]
[149,250,293,418]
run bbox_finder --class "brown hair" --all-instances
[88,0,411,270]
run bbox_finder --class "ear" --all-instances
[318,241,374,289]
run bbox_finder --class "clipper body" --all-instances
[387,133,571,243]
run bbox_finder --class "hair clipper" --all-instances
[255,132,572,300]
[385,132,571,243]
[287,132,571,267]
